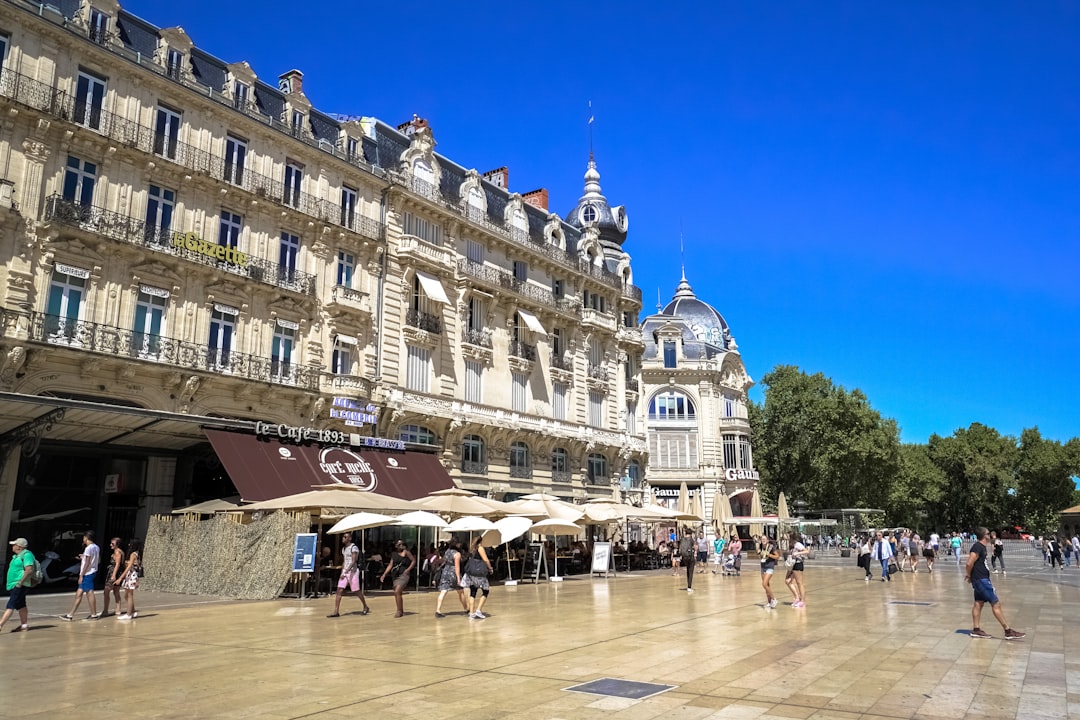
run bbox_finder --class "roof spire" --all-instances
[587,100,594,160]
[679,221,686,282]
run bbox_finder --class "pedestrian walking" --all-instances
[991,531,1005,575]
[679,528,696,591]
[1065,541,1073,568]
[434,539,468,617]
[858,535,873,580]
[872,531,895,582]
[910,533,922,573]
[785,532,808,608]
[0,538,34,633]
[711,534,726,574]
[951,533,963,565]
[1072,536,1080,568]
[380,539,416,618]
[1048,536,1063,569]
[966,527,1025,640]
[327,532,370,618]
[61,530,101,621]
[695,531,709,575]
[115,539,141,620]
[759,535,780,608]
[102,537,125,617]
[461,537,493,619]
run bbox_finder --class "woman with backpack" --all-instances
[461,536,494,619]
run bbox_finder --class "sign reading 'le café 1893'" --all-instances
[254,421,405,452]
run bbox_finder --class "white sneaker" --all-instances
[686,588,694,593]
[472,611,486,619]
[769,598,777,608]
[116,614,131,620]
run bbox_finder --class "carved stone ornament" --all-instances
[22,139,50,163]
[0,345,27,385]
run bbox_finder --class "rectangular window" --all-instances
[467,296,485,334]
[466,239,484,264]
[650,432,698,469]
[133,286,167,358]
[283,162,303,208]
[626,402,637,435]
[739,436,753,469]
[589,338,603,367]
[88,8,109,44]
[723,433,737,470]
[331,336,354,375]
[340,186,357,229]
[346,136,359,160]
[291,110,305,136]
[223,135,246,185]
[403,211,442,246]
[153,105,181,160]
[145,185,175,245]
[74,70,106,130]
[218,210,242,249]
[724,395,735,417]
[512,372,527,413]
[663,339,677,368]
[0,35,8,71]
[465,360,483,404]
[589,390,603,427]
[166,48,183,80]
[271,321,296,382]
[513,260,527,282]
[551,328,563,357]
[233,81,249,111]
[207,305,236,370]
[45,265,87,341]
[405,344,431,392]
[278,232,300,286]
[336,251,355,288]
[553,382,567,421]
[552,277,563,298]
[63,156,96,206]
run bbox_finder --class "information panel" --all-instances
[591,541,615,576]
[292,533,318,573]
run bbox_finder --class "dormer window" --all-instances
[89,8,109,44]
[291,110,305,137]
[581,204,597,224]
[233,81,249,111]
[346,136,359,161]
[166,48,183,80]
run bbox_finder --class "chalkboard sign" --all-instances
[591,542,615,576]
[521,542,545,583]
[292,533,318,573]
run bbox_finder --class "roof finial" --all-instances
[657,286,662,312]
[588,100,594,160]
[679,221,686,282]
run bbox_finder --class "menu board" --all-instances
[591,542,614,576]
[522,543,545,583]
[292,533,318,573]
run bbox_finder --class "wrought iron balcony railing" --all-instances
[509,340,537,362]
[456,259,575,315]
[627,378,640,392]
[588,364,609,382]
[549,353,573,372]
[0,67,384,241]
[509,464,533,479]
[461,460,488,475]
[26,312,320,390]
[45,195,317,296]
[551,469,573,484]
[461,328,492,348]
[405,309,443,334]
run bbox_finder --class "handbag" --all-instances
[887,561,899,574]
[464,553,489,577]
[784,556,796,569]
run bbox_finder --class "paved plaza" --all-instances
[2,543,1078,720]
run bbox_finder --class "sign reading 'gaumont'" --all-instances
[172,231,249,266]
[725,468,761,482]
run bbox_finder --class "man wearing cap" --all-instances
[1,538,34,632]
[61,530,100,621]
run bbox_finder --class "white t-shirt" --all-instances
[82,543,100,575]
[341,543,359,574]
[930,533,939,547]
[792,542,806,562]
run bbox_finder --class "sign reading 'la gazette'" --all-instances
[172,231,249,266]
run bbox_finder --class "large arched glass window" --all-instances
[587,453,607,484]
[648,391,696,422]
[461,435,485,474]
[509,441,531,478]
[398,424,437,446]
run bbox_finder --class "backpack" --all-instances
[25,553,43,587]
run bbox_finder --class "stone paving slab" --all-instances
[1,545,1077,719]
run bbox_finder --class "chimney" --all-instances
[278,69,303,95]
[397,114,429,137]
[522,188,548,211]
[483,166,509,190]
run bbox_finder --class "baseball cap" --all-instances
[9,538,28,548]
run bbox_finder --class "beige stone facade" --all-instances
[0,0,645,545]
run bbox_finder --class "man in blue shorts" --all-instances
[966,526,1024,640]
[61,530,100,621]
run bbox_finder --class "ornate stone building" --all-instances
[640,273,758,527]
[0,0,645,549]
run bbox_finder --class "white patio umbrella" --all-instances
[749,486,765,539]
[327,512,400,535]
[581,499,632,524]
[446,516,497,533]
[531,518,583,581]
[691,491,705,528]
[677,482,690,516]
[777,492,790,523]
[713,489,732,536]
[481,516,534,584]
[242,488,418,513]
[507,494,585,522]
[418,488,504,518]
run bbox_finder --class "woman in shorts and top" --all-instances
[784,532,808,608]
[102,537,125,617]
[759,535,780,608]
[434,539,469,617]
[115,539,141,620]
[381,540,416,618]
[328,532,370,618]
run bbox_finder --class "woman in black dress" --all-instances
[380,540,415,618]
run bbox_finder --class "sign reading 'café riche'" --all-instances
[317,446,378,491]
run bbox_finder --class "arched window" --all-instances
[551,447,570,482]
[398,424,437,446]
[461,435,485,474]
[587,453,607,485]
[509,441,531,478]
[648,391,696,422]
[625,461,642,489]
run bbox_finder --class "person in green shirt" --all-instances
[1,537,34,632]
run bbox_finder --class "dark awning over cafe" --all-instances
[204,429,454,502]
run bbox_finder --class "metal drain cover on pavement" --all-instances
[563,678,676,700]
[889,601,935,606]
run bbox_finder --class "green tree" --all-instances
[1015,427,1079,534]
[751,365,901,512]
[888,443,947,533]
[926,423,1016,531]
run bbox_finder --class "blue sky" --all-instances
[123,0,1080,445]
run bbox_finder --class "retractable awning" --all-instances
[204,429,454,502]
[415,270,450,304]
[516,308,547,335]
